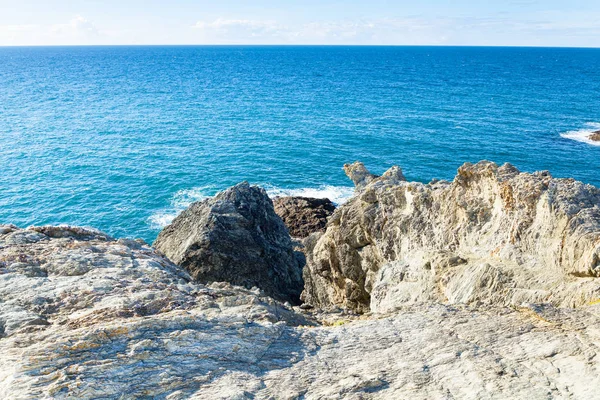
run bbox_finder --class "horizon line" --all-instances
[1,44,599,49]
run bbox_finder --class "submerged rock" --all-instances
[154,182,304,304]
[589,130,600,141]
[273,196,336,238]
[303,161,600,313]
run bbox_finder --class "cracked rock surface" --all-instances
[154,182,304,304]
[2,226,600,399]
[2,160,600,399]
[302,161,600,313]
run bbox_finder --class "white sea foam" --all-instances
[148,211,180,230]
[148,184,355,229]
[560,122,600,146]
[148,187,211,229]
[265,185,355,206]
[170,187,212,209]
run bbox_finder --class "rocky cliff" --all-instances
[2,225,600,399]
[2,160,600,399]
[302,161,600,313]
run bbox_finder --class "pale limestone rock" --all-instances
[0,226,310,398]
[302,161,600,313]
[1,225,600,398]
[343,161,380,189]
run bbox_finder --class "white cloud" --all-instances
[192,18,286,42]
[1,11,599,46]
[189,17,450,45]
[194,18,278,30]
[52,16,99,37]
[187,11,600,46]
[0,15,102,46]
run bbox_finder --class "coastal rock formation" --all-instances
[3,162,600,398]
[273,196,336,238]
[154,182,304,304]
[0,225,309,398]
[2,225,600,398]
[343,161,406,189]
[302,161,600,313]
[589,130,600,141]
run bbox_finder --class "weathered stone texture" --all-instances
[302,161,600,313]
[273,196,336,238]
[154,182,304,304]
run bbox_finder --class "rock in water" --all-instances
[589,130,600,141]
[154,182,304,304]
[343,161,380,189]
[273,196,336,238]
[302,161,600,313]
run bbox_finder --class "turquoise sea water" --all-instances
[1,46,599,243]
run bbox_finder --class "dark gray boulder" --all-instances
[154,182,304,304]
[273,196,336,238]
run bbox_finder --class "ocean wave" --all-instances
[170,187,212,209]
[148,187,212,229]
[148,211,180,230]
[148,184,355,230]
[560,122,600,146]
[265,185,355,206]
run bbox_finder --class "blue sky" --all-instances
[0,0,599,46]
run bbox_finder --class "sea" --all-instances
[1,46,599,243]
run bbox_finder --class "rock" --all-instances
[273,196,336,238]
[344,161,380,189]
[3,163,600,398]
[154,182,304,304]
[0,226,316,399]
[0,224,17,235]
[343,161,406,190]
[1,222,600,398]
[30,225,113,241]
[589,130,600,141]
[302,161,600,313]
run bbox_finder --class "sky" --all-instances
[0,0,599,47]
